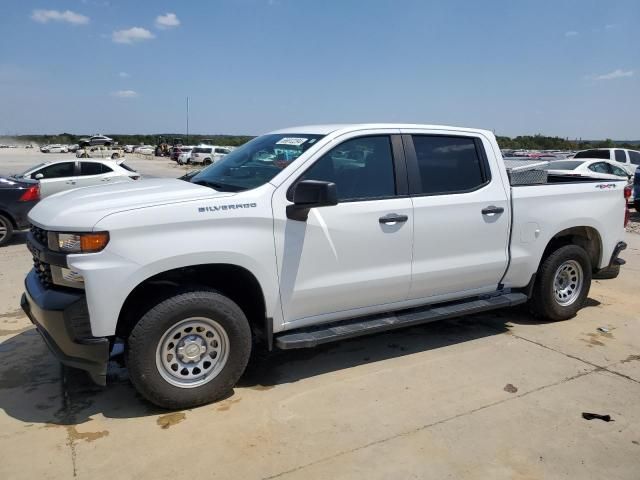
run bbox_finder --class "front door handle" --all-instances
[481,206,504,215]
[66,181,76,185]
[379,213,408,224]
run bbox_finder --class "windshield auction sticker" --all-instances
[276,138,308,146]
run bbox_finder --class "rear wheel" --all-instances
[529,245,592,321]
[204,158,212,165]
[0,215,14,247]
[126,289,252,409]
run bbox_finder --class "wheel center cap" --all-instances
[177,336,206,362]
[185,344,200,357]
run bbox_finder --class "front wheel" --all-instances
[126,289,252,409]
[529,245,592,321]
[0,214,14,247]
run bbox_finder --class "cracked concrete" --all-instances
[0,172,638,478]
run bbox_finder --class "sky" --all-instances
[0,0,638,139]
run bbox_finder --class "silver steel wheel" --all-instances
[156,317,230,388]
[0,218,7,242]
[553,260,583,307]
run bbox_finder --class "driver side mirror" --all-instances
[286,180,338,221]
[34,173,44,180]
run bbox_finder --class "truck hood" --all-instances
[28,178,235,231]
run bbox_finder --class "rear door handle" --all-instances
[481,206,504,215]
[66,180,76,185]
[379,213,408,224]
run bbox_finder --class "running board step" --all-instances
[275,292,528,349]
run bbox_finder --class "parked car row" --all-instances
[172,144,232,165]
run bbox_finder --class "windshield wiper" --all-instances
[193,179,246,192]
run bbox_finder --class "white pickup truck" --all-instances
[21,124,629,409]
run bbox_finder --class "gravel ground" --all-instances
[626,210,640,234]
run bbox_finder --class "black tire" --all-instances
[111,153,120,159]
[126,289,252,409]
[0,214,14,247]
[529,245,592,321]
[634,200,640,212]
[204,158,212,165]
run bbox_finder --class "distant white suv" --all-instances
[189,145,231,165]
[574,148,640,175]
[13,158,139,197]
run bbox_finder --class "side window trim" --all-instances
[403,133,492,197]
[287,134,408,202]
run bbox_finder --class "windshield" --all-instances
[191,133,325,191]
[545,160,584,170]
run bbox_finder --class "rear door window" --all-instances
[588,162,611,174]
[80,162,112,175]
[629,151,640,165]
[614,150,627,163]
[410,135,488,195]
[610,164,628,177]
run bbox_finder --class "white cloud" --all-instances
[564,31,578,37]
[112,27,155,44]
[155,13,180,29]
[118,72,130,78]
[31,9,90,25]
[111,90,138,98]
[594,69,634,81]
[604,23,617,30]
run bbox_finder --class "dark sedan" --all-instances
[0,177,40,246]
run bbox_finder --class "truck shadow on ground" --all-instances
[0,305,579,426]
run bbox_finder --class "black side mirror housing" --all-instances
[286,180,338,221]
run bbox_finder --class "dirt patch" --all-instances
[504,383,518,393]
[217,397,242,412]
[0,309,26,320]
[157,412,186,429]
[0,325,34,336]
[67,425,109,442]
[621,354,640,363]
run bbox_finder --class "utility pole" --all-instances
[186,96,190,144]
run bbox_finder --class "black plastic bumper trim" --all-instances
[26,232,68,268]
[21,270,109,385]
[594,241,627,280]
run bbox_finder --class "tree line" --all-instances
[2,133,639,150]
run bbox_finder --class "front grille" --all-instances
[30,225,48,246]
[30,225,53,288]
[33,257,53,288]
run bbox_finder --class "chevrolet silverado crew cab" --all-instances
[21,124,628,409]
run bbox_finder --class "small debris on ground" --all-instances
[582,412,613,422]
[597,327,610,334]
[504,383,518,393]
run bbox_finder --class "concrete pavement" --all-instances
[0,216,638,478]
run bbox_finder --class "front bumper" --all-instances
[21,269,110,385]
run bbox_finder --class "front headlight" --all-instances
[47,232,110,253]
